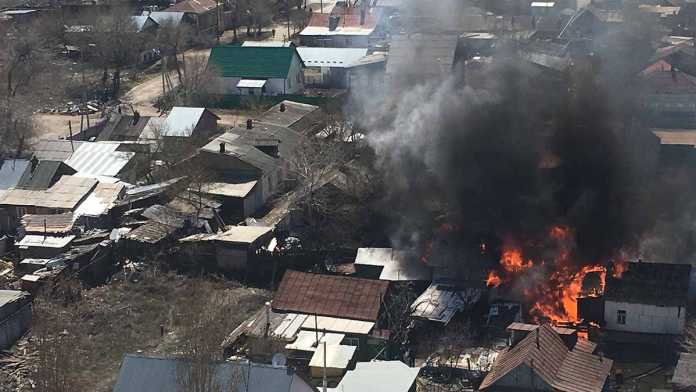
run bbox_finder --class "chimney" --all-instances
[246,119,253,129]
[671,65,678,82]
[219,142,225,153]
[280,102,286,112]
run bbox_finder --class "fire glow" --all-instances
[487,225,608,324]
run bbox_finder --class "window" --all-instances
[617,310,626,325]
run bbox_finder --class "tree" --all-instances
[244,0,275,37]
[379,282,418,361]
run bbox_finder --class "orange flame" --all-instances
[612,260,628,278]
[500,248,533,272]
[486,270,503,287]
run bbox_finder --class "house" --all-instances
[146,107,220,146]
[273,270,389,322]
[0,175,97,232]
[113,354,317,392]
[328,361,421,392]
[296,47,369,88]
[479,323,613,392]
[15,234,75,259]
[257,100,324,135]
[603,261,691,335]
[673,352,696,391]
[196,181,261,219]
[180,225,273,271]
[0,290,31,349]
[0,159,30,200]
[97,113,152,142]
[163,0,218,34]
[299,10,380,48]
[17,160,76,190]
[207,46,305,96]
[386,32,460,87]
[354,247,431,281]
[131,15,158,33]
[639,59,696,127]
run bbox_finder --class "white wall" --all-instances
[604,301,686,334]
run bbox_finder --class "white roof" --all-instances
[410,284,482,324]
[272,313,309,340]
[161,107,207,137]
[16,235,75,248]
[199,181,258,198]
[531,1,555,6]
[72,182,125,219]
[309,344,356,370]
[285,330,345,352]
[330,361,421,392]
[242,41,293,47]
[213,225,273,244]
[301,315,374,335]
[66,142,135,177]
[296,47,369,68]
[144,11,185,26]
[300,26,374,37]
[355,248,431,281]
[237,79,268,88]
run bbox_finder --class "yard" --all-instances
[0,270,270,392]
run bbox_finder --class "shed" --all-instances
[197,181,261,218]
[16,234,75,259]
[0,290,31,349]
[211,225,274,271]
[296,47,368,88]
[308,344,357,378]
[21,213,75,234]
[159,107,219,140]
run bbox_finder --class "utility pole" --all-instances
[287,0,291,41]
[322,339,327,392]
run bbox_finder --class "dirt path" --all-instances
[32,113,84,140]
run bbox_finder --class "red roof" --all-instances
[165,0,217,14]
[272,270,389,321]
[306,12,378,29]
[480,324,612,392]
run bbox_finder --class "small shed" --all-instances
[212,225,274,271]
[16,234,75,259]
[157,107,220,143]
[329,361,421,392]
[0,290,32,349]
[308,343,357,378]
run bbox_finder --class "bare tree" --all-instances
[380,282,418,361]
[244,0,275,37]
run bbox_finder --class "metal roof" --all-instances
[308,344,356,370]
[208,46,298,79]
[164,0,217,14]
[202,133,278,173]
[237,79,268,88]
[17,160,76,190]
[0,290,30,308]
[21,213,74,234]
[285,330,345,352]
[257,100,321,130]
[296,47,369,68]
[16,234,75,248]
[355,247,431,281]
[130,15,157,31]
[300,315,374,335]
[0,175,97,210]
[199,181,258,198]
[214,225,273,244]
[124,221,177,244]
[273,271,389,321]
[300,13,378,36]
[32,140,84,161]
[329,361,420,392]
[410,284,481,324]
[66,142,135,177]
[113,354,317,392]
[72,182,125,219]
[242,41,293,47]
[480,324,612,392]
[0,159,29,191]
[144,11,184,26]
[161,107,216,137]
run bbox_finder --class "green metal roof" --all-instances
[208,46,298,79]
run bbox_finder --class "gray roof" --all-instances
[202,133,278,174]
[130,15,157,32]
[0,290,30,321]
[32,140,84,162]
[230,122,303,159]
[0,159,30,191]
[673,352,696,387]
[113,354,317,392]
[328,361,420,392]
[17,160,76,190]
[144,11,185,26]
[257,100,321,130]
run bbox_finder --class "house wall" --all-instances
[216,245,248,271]
[300,35,370,48]
[193,111,219,140]
[493,363,554,391]
[0,296,32,349]
[243,183,263,217]
[604,300,686,334]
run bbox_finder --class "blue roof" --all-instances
[113,354,317,392]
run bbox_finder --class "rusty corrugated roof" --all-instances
[21,213,74,234]
[480,324,612,392]
[272,270,389,322]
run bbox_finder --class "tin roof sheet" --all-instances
[16,234,75,248]
[309,344,356,369]
[22,213,74,234]
[273,270,389,321]
[161,107,211,137]
[32,140,84,161]
[199,181,258,198]
[300,315,374,334]
[66,142,135,177]
[330,361,421,392]
[296,47,369,68]
[410,284,481,324]
[0,159,29,191]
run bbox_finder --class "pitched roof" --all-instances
[199,181,258,198]
[21,213,74,234]
[66,142,136,177]
[32,140,84,161]
[164,0,217,14]
[208,46,299,79]
[97,114,152,142]
[386,32,459,80]
[144,11,185,26]
[161,107,218,137]
[355,247,431,281]
[113,354,317,392]
[673,352,696,387]
[230,121,303,159]
[0,175,97,210]
[329,361,420,392]
[72,182,125,219]
[17,160,76,190]
[272,270,389,321]
[0,159,30,192]
[604,261,691,306]
[480,324,612,392]
[257,100,322,131]
[123,221,177,244]
[410,283,481,324]
[202,132,278,174]
[300,12,378,36]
